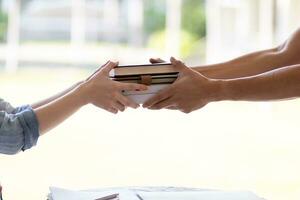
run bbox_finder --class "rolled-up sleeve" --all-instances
[0,98,15,113]
[0,105,40,155]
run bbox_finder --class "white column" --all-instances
[233,0,262,52]
[289,0,300,30]
[5,0,21,72]
[71,0,86,65]
[71,0,86,47]
[165,0,182,57]
[127,0,144,46]
[103,0,119,25]
[275,0,300,43]
[275,0,290,41]
[258,0,275,48]
[206,0,222,62]
[103,0,119,41]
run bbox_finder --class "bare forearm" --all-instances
[31,81,83,109]
[195,28,300,79]
[34,84,86,135]
[194,47,291,79]
[32,61,145,136]
[216,64,300,101]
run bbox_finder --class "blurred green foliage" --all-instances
[182,0,206,39]
[0,10,7,42]
[144,0,206,58]
[144,0,167,37]
[148,29,201,58]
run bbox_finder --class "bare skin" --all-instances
[195,28,300,79]
[33,61,147,135]
[143,28,300,113]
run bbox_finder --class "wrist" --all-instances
[73,81,91,106]
[212,79,239,102]
[208,79,228,102]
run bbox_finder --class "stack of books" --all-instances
[110,63,179,104]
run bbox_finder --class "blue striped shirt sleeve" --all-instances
[0,100,40,155]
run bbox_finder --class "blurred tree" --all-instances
[143,0,166,38]
[182,0,206,39]
[0,7,7,42]
[145,0,206,58]
[144,0,206,39]
[148,29,199,58]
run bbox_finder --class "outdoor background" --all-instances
[0,0,300,200]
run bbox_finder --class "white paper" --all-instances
[138,191,263,200]
[49,187,139,200]
[50,187,115,200]
[49,187,263,200]
[123,84,170,104]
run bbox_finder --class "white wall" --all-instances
[206,0,300,63]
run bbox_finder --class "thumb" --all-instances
[101,61,119,74]
[149,58,166,64]
[86,61,110,81]
[170,57,189,72]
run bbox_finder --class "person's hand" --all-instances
[143,57,220,113]
[80,61,148,114]
[149,58,166,64]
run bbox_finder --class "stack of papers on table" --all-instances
[110,63,179,104]
[138,191,264,200]
[48,187,139,200]
[48,187,264,200]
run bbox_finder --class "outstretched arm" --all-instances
[144,58,300,113]
[35,61,146,135]
[31,82,83,109]
[31,64,104,109]
[217,64,300,101]
[0,61,147,155]
[194,28,300,79]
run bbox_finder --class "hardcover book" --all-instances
[110,63,179,104]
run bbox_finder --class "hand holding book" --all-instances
[111,57,219,112]
[110,61,179,104]
[79,61,148,113]
[143,57,220,113]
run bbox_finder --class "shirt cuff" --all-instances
[15,106,40,151]
[12,104,31,114]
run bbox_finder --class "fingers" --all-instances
[143,86,173,108]
[149,58,166,64]
[166,106,178,110]
[101,61,119,74]
[86,61,110,81]
[106,97,138,114]
[112,101,126,112]
[108,94,140,113]
[106,107,118,114]
[117,82,148,92]
[117,93,139,109]
[148,97,176,110]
